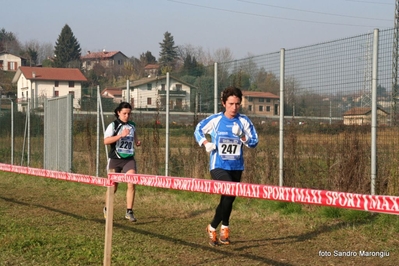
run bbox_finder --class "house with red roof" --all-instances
[81,50,128,71]
[101,87,123,103]
[241,90,280,116]
[144,63,160,77]
[343,107,389,125]
[12,66,87,111]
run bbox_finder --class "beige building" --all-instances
[343,107,389,125]
[12,66,87,111]
[81,50,128,71]
[241,91,279,116]
[0,52,25,71]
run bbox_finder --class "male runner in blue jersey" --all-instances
[194,86,259,246]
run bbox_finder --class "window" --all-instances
[258,106,263,112]
[54,91,59,97]
[55,81,59,87]
[147,98,152,105]
[69,91,75,97]
[147,83,152,90]
[69,81,75,88]
[266,106,270,112]
[248,105,252,111]
[117,59,122,65]
[161,84,165,91]
[248,97,253,102]
[8,61,17,70]
[266,98,271,103]
[176,98,183,109]
[176,84,182,91]
[259,98,265,102]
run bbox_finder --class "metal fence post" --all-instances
[371,29,379,195]
[279,48,285,187]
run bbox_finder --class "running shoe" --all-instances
[219,227,230,245]
[206,224,218,246]
[125,210,137,222]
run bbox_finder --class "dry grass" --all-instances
[1,115,399,195]
[1,171,399,265]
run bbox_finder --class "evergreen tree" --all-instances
[53,24,81,68]
[182,55,204,77]
[140,51,157,65]
[0,28,21,54]
[27,48,38,66]
[159,31,178,72]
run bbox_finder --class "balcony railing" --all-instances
[158,90,186,97]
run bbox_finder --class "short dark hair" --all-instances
[114,102,132,118]
[221,86,242,104]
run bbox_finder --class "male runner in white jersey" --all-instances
[194,86,259,246]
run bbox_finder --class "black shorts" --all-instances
[210,168,242,183]
[107,158,137,173]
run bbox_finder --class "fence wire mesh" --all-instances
[43,95,73,172]
[1,28,399,196]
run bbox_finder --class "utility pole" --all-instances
[391,0,399,125]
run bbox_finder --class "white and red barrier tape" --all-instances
[1,163,399,215]
[0,163,112,187]
[109,173,399,215]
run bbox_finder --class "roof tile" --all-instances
[242,90,279,99]
[18,66,87,82]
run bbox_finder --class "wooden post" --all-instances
[103,185,115,266]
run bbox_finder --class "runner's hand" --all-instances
[232,122,244,137]
[205,142,216,152]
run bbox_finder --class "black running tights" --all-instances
[210,168,242,228]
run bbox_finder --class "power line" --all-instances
[167,0,388,28]
[344,0,392,5]
[237,0,391,22]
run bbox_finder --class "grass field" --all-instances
[1,171,399,266]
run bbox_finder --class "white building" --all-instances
[12,66,87,111]
[125,75,196,111]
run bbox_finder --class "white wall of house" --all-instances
[16,74,82,111]
[125,78,191,110]
[343,109,388,125]
[0,53,21,71]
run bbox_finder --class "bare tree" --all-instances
[22,40,54,65]
[177,44,210,66]
[285,76,301,116]
[238,57,259,86]
[212,47,234,64]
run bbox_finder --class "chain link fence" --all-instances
[1,28,399,196]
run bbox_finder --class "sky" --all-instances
[2,0,396,61]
